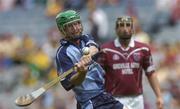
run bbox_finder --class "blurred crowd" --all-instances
[0,0,180,109]
[0,0,120,13]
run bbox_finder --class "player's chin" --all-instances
[120,36,131,40]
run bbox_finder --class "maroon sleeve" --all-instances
[142,46,155,76]
[97,46,107,69]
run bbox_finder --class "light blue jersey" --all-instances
[56,34,105,104]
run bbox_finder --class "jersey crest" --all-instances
[113,54,120,60]
[133,52,140,62]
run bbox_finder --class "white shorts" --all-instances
[115,94,144,109]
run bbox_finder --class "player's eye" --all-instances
[68,21,81,26]
[126,23,131,27]
[77,21,81,24]
[120,23,124,27]
[64,24,70,28]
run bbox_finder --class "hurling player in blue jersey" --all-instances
[55,10,127,109]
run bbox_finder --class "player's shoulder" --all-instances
[56,44,68,57]
[81,34,93,39]
[101,40,114,48]
[134,41,151,51]
[134,40,150,48]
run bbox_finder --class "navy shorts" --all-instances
[77,92,124,109]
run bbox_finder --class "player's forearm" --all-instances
[70,47,95,86]
[148,73,162,98]
[89,46,99,56]
[70,71,87,86]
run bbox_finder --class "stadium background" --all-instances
[0,0,179,109]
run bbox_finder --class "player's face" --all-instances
[116,21,133,39]
[63,20,83,40]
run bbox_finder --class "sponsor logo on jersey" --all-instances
[113,54,120,60]
[113,62,140,70]
[133,53,140,62]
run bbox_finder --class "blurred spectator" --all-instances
[52,86,76,109]
[0,0,16,12]
[13,32,52,79]
[0,33,20,70]
[45,0,63,18]
[29,46,51,78]
[41,91,54,109]
[0,51,12,71]
[160,42,177,68]
[35,0,47,4]
[149,0,175,34]
[0,105,3,109]
[170,0,180,26]
[168,78,180,109]
[53,97,67,109]
[87,0,109,44]
[154,41,180,109]
[14,32,36,64]
[126,0,138,17]
[0,33,20,58]
[42,26,61,80]
[174,41,180,64]
[63,0,85,11]
[42,26,60,60]
[21,0,35,10]
[22,65,37,86]
[161,86,173,109]
[106,0,120,6]
[133,17,151,44]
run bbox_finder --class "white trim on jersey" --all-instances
[127,47,149,59]
[86,40,98,46]
[103,47,149,60]
[146,65,155,73]
[56,46,63,73]
[114,38,135,51]
[103,48,127,60]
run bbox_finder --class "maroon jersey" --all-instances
[98,38,155,96]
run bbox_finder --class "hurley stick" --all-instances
[15,47,90,107]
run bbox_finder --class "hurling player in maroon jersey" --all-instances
[98,16,163,109]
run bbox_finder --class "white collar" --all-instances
[114,37,135,51]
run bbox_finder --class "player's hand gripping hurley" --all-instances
[14,47,90,107]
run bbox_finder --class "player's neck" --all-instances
[69,39,80,46]
[119,38,131,48]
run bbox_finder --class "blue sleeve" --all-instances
[56,48,75,91]
[81,34,99,49]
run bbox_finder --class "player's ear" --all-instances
[132,28,135,34]
[132,23,135,34]
[59,27,66,36]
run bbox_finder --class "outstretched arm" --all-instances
[147,72,164,109]
[70,46,99,85]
